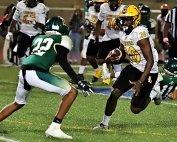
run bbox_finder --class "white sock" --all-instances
[106,73,111,79]
[115,72,121,78]
[113,64,121,73]
[78,65,86,74]
[150,89,157,100]
[101,115,111,126]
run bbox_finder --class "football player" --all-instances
[95,0,125,85]
[139,5,156,41]
[75,0,94,81]
[85,0,106,83]
[153,58,177,100]
[93,5,161,130]
[6,0,46,64]
[157,4,169,63]
[0,16,93,139]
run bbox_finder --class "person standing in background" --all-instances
[157,4,169,63]
[163,3,177,58]
[68,9,84,64]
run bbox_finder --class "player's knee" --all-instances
[70,87,78,97]
[130,105,141,114]
[110,88,121,99]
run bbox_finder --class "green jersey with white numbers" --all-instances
[160,73,177,99]
[23,34,73,72]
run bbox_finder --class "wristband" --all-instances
[163,37,169,43]
[138,80,143,85]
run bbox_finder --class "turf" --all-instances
[0,64,177,142]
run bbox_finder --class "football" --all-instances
[106,48,122,59]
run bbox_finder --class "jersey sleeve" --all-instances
[13,2,22,21]
[150,19,156,28]
[98,4,105,21]
[133,26,150,43]
[37,4,46,25]
[55,36,73,51]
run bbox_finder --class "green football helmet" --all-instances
[45,16,69,35]
[163,58,177,76]
[139,5,150,20]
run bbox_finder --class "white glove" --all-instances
[5,32,13,42]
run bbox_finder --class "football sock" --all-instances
[78,65,86,74]
[150,89,157,100]
[101,115,111,126]
[53,117,62,124]
[113,64,121,72]
[115,72,121,78]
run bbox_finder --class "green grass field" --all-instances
[0,64,177,142]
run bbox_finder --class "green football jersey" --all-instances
[23,34,73,71]
[140,18,156,29]
[160,73,177,99]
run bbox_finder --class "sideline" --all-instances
[0,136,20,142]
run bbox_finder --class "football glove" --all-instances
[77,80,94,97]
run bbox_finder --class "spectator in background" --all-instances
[68,9,84,64]
[163,3,177,58]
[157,4,169,62]
[0,3,15,64]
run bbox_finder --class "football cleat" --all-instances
[92,68,103,83]
[102,78,111,85]
[93,123,108,130]
[45,122,72,139]
[101,63,110,80]
[152,86,162,105]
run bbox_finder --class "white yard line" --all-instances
[0,136,20,142]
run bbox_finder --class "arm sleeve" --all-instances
[55,45,80,83]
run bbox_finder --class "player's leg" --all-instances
[130,73,158,114]
[93,65,135,129]
[0,70,31,121]
[25,70,77,139]
[78,37,90,80]
[86,39,102,83]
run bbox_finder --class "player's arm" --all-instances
[55,46,80,83]
[138,37,154,84]
[34,6,46,29]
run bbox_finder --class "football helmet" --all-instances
[85,0,94,7]
[108,0,122,11]
[45,16,69,35]
[118,5,141,34]
[163,58,177,76]
[139,5,150,21]
[93,0,107,12]
[160,4,169,17]
[138,3,144,9]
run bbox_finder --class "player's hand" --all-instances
[163,37,171,47]
[129,80,143,96]
[77,80,94,97]
[5,32,13,42]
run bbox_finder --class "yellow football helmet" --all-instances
[119,5,141,28]
[93,0,107,2]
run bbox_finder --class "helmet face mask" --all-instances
[119,5,141,34]
[45,16,69,35]
[108,0,122,11]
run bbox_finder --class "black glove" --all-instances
[77,80,94,97]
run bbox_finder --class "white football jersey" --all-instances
[13,1,46,36]
[119,26,158,73]
[88,6,104,41]
[98,3,125,41]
